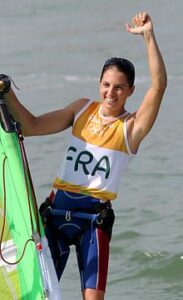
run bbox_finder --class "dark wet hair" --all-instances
[100,57,135,87]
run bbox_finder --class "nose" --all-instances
[107,86,115,98]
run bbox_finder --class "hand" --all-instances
[125,12,153,35]
[0,74,11,93]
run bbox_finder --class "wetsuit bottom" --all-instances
[44,190,114,292]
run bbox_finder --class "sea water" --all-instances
[0,1,183,299]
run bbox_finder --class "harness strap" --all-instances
[39,197,115,244]
[50,208,101,224]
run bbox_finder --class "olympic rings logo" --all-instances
[88,123,105,135]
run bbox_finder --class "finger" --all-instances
[138,12,145,26]
[132,12,147,27]
[125,23,139,34]
[142,12,147,22]
[132,15,140,27]
[133,14,144,27]
[125,23,131,32]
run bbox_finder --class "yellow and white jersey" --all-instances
[53,100,136,201]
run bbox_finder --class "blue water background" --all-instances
[0,1,183,299]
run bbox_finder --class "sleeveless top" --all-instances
[53,100,135,201]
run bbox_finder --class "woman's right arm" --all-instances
[3,87,88,136]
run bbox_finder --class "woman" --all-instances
[1,12,167,300]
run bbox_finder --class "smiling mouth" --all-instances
[106,97,117,105]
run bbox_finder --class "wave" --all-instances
[11,72,182,92]
[119,252,183,282]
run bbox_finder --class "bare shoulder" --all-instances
[66,98,90,115]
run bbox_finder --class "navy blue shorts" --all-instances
[44,190,114,291]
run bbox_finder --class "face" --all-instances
[99,66,134,117]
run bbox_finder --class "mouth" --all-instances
[105,97,117,105]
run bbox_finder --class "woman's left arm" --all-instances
[126,12,167,152]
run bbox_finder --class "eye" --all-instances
[102,81,110,88]
[116,85,124,90]
[102,82,110,88]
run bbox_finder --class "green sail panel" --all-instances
[0,104,62,299]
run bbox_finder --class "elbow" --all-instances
[154,67,167,94]
[162,79,167,95]
[23,131,32,137]
[21,126,32,137]
[21,116,37,137]
[159,82,167,97]
[155,76,167,96]
[160,70,168,92]
[162,75,168,92]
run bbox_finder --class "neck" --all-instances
[99,105,127,121]
[100,104,127,119]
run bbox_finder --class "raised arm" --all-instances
[1,83,88,136]
[126,12,167,153]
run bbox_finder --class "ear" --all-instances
[128,85,135,97]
